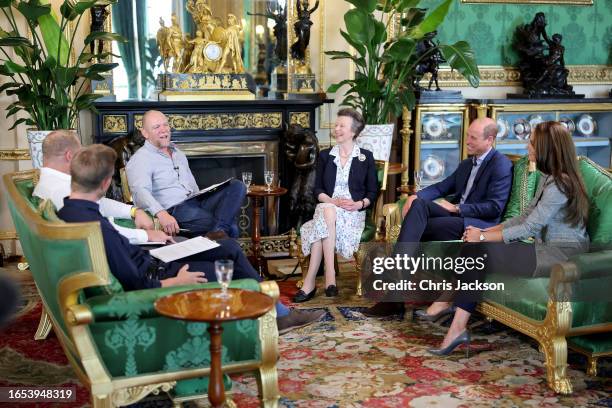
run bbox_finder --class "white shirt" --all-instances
[33,167,149,244]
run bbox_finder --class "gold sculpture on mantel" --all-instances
[155,0,254,100]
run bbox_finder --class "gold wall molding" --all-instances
[435,65,611,87]
[103,114,128,133]
[0,231,18,240]
[134,112,283,131]
[0,149,30,161]
[289,112,311,128]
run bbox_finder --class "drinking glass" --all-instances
[414,170,424,191]
[214,260,233,299]
[264,170,274,192]
[242,171,252,192]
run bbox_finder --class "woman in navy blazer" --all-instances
[294,108,378,302]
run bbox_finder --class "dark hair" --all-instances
[532,121,589,227]
[71,144,117,193]
[337,108,365,138]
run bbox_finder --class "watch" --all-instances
[479,232,486,242]
[454,204,461,214]
[130,206,139,219]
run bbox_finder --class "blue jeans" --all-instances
[169,180,246,238]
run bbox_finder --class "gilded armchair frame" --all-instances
[4,170,280,407]
[381,159,612,394]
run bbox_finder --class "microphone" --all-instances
[174,165,179,171]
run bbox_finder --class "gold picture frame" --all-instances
[461,0,592,4]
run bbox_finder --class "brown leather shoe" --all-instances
[205,230,229,240]
[362,302,405,318]
[277,309,325,335]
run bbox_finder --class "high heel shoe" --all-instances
[414,306,455,322]
[427,330,471,357]
[293,288,316,303]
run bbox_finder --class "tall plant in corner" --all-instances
[0,0,124,165]
[326,0,480,125]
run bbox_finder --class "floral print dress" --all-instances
[300,144,366,259]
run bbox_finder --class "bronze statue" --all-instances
[248,2,287,62]
[290,0,319,62]
[107,130,146,202]
[513,12,575,97]
[284,124,319,227]
[90,5,110,59]
[413,30,445,91]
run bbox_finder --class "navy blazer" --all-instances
[417,149,513,229]
[313,147,378,210]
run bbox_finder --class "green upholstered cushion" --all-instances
[578,157,612,244]
[37,200,124,297]
[86,278,263,390]
[502,156,541,222]
[15,178,40,211]
[360,218,376,242]
[568,333,612,355]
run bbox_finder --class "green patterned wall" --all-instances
[421,0,612,66]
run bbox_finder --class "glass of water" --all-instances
[214,260,233,299]
[264,170,274,192]
[242,171,252,192]
[414,170,424,191]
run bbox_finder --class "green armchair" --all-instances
[5,170,280,407]
[382,156,612,394]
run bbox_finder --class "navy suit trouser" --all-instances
[398,198,465,243]
[168,180,246,238]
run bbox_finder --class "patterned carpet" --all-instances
[0,265,610,407]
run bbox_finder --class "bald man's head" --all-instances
[141,110,172,150]
[465,118,497,156]
[41,130,81,172]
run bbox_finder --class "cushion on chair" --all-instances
[568,333,612,355]
[502,156,540,222]
[579,157,612,244]
[37,199,125,297]
[15,178,40,212]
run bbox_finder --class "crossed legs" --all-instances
[301,206,337,293]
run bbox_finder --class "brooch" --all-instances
[358,154,366,162]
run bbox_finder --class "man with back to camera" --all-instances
[364,117,513,318]
[58,144,325,334]
[33,129,170,244]
[126,110,246,240]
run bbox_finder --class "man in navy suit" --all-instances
[364,117,513,317]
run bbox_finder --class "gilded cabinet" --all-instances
[487,99,612,168]
[412,103,470,189]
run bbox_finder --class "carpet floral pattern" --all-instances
[0,275,610,407]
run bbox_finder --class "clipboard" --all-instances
[176,177,234,206]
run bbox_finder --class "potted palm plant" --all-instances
[0,0,125,167]
[326,0,480,160]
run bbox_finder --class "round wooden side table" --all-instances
[154,288,274,408]
[246,185,287,277]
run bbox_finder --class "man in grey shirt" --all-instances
[126,110,246,239]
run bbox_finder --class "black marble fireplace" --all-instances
[92,98,325,233]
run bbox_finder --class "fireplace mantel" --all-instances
[92,97,326,234]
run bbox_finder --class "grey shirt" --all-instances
[502,175,589,246]
[126,141,199,215]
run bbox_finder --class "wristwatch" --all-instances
[479,232,486,242]
[130,206,139,219]
[454,204,461,215]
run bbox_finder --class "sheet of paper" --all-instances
[149,236,220,263]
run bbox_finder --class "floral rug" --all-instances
[0,269,610,407]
